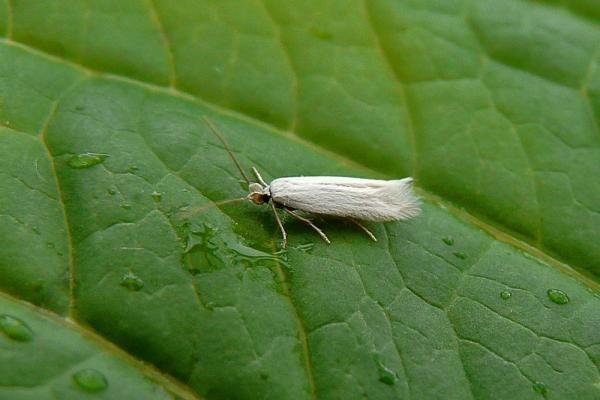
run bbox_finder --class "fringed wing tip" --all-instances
[396,177,421,219]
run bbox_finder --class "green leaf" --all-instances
[0,1,599,399]
[0,294,193,399]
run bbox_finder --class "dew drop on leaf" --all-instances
[442,237,454,246]
[453,251,467,260]
[532,381,547,396]
[67,153,108,169]
[377,363,397,386]
[72,369,108,393]
[228,241,287,268]
[121,203,132,210]
[185,223,218,254]
[107,187,117,195]
[500,290,512,300]
[151,191,162,202]
[120,272,144,291]
[547,289,569,304]
[0,314,33,342]
[374,354,397,386]
[295,243,315,253]
[183,222,286,274]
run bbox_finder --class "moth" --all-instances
[200,117,420,247]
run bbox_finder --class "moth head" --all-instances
[247,183,270,205]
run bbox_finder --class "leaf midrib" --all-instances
[0,37,597,292]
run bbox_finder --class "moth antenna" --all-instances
[202,116,250,185]
[252,167,268,187]
[179,197,246,219]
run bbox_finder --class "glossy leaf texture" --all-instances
[0,1,599,399]
[0,295,189,399]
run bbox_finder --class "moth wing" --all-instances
[269,177,420,221]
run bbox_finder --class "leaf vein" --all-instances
[4,0,13,39]
[256,0,299,132]
[363,0,419,177]
[38,76,88,318]
[146,0,177,87]
[269,242,318,400]
[463,295,600,373]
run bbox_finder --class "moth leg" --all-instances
[349,218,377,242]
[270,202,287,248]
[252,167,268,187]
[283,209,331,244]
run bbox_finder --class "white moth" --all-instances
[202,117,420,247]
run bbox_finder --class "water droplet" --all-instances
[500,290,512,300]
[129,165,139,172]
[121,203,131,210]
[228,241,286,267]
[107,187,117,195]
[442,237,454,246]
[67,153,108,169]
[72,369,108,393]
[183,222,286,274]
[295,243,315,253]
[532,381,547,396]
[547,289,569,305]
[0,315,33,342]
[183,223,221,274]
[120,272,144,291]
[453,251,467,260]
[376,361,397,386]
[151,191,162,202]
[46,241,55,249]
[185,223,216,253]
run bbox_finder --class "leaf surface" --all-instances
[0,1,599,399]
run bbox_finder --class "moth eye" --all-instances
[249,192,266,205]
